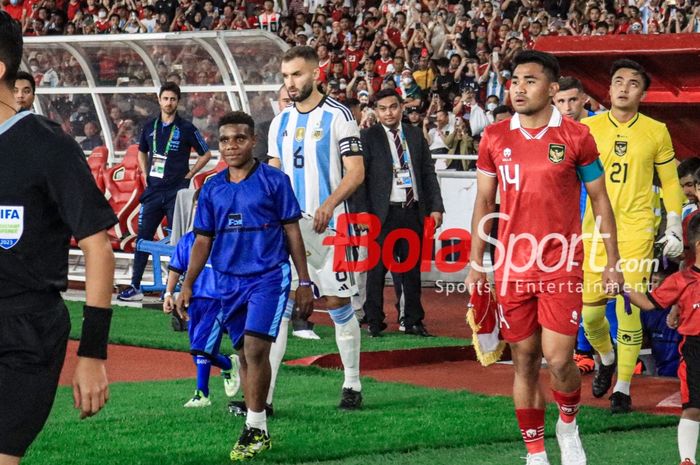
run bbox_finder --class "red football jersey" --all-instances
[650,267,700,336]
[374,58,393,77]
[318,59,331,84]
[476,108,601,282]
[344,48,364,75]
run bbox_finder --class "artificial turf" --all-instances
[48,300,681,465]
[26,366,678,465]
[64,301,468,360]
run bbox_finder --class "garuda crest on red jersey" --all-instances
[548,143,566,164]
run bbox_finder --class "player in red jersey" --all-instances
[466,51,624,465]
[626,214,700,465]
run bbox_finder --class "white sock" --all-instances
[600,350,615,366]
[679,418,699,463]
[556,417,577,434]
[329,304,361,391]
[266,317,289,405]
[529,451,548,459]
[613,380,630,395]
[246,409,267,433]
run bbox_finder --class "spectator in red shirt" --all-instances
[614,13,630,33]
[328,19,345,47]
[373,43,393,77]
[385,11,406,47]
[329,0,346,21]
[65,0,80,21]
[344,32,364,75]
[94,7,110,31]
[316,44,331,83]
[3,0,25,21]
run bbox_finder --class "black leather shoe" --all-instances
[610,391,632,414]
[338,388,363,410]
[592,359,616,398]
[404,323,432,337]
[368,322,387,337]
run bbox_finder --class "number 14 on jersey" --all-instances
[499,164,521,191]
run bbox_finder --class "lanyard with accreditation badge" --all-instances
[393,129,415,190]
[150,119,176,179]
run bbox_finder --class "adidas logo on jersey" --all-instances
[339,284,350,291]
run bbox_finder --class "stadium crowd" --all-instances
[5,0,700,154]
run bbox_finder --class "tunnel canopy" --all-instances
[23,31,288,159]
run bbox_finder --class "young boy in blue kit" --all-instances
[163,190,240,407]
[175,111,314,461]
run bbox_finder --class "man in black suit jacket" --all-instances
[354,88,445,337]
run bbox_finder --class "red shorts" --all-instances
[494,276,582,343]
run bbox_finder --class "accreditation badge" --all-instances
[394,169,413,189]
[0,206,24,250]
[149,153,166,178]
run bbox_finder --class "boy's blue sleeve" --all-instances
[276,173,302,224]
[168,233,192,273]
[193,184,215,236]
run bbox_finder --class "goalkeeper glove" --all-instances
[656,211,683,258]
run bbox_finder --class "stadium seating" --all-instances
[192,156,227,189]
[103,144,144,252]
[87,146,108,193]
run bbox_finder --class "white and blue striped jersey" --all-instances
[268,96,363,226]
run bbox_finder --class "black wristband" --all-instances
[77,305,113,360]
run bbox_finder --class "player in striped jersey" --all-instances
[268,46,366,410]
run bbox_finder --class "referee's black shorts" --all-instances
[680,335,700,411]
[0,292,70,457]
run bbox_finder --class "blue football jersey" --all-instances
[168,231,218,299]
[193,161,302,276]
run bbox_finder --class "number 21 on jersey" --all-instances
[499,164,521,191]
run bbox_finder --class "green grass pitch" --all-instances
[26,301,680,465]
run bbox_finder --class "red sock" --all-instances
[515,408,545,454]
[552,388,581,424]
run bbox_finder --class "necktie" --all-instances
[391,128,414,207]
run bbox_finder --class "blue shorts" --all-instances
[220,262,291,349]
[188,297,226,357]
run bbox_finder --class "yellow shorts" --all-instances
[582,239,655,304]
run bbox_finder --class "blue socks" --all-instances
[194,355,211,397]
[211,353,233,371]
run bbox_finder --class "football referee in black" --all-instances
[0,13,118,464]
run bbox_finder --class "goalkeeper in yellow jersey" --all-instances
[581,59,686,414]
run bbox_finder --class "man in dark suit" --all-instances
[356,88,445,337]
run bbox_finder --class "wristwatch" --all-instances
[298,280,313,287]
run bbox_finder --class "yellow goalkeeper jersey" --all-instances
[581,111,684,242]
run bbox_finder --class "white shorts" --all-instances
[291,216,358,298]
